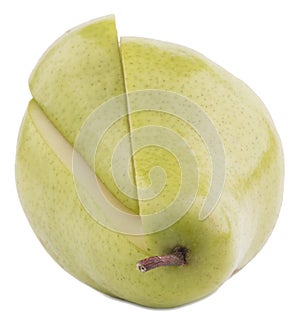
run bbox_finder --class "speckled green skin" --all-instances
[16,17,284,308]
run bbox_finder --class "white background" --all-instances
[1,0,299,322]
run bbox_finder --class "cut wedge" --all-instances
[29,15,138,213]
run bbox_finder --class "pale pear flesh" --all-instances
[16,16,284,308]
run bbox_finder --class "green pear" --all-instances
[16,16,284,308]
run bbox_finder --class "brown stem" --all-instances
[136,246,188,272]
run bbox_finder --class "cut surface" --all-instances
[28,99,156,236]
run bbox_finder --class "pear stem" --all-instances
[136,246,188,272]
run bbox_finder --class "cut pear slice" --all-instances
[29,15,124,146]
[29,15,139,213]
